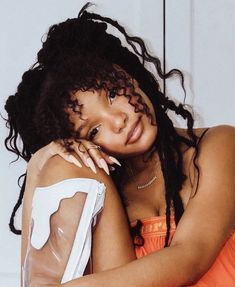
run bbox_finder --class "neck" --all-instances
[124,146,159,177]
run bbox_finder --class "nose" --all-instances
[108,110,128,133]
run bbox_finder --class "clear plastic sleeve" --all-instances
[22,178,105,287]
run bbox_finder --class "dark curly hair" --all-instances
[4,3,198,246]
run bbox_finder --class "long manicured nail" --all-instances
[99,158,110,175]
[86,157,97,174]
[109,156,121,166]
[68,155,82,168]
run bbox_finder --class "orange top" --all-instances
[131,216,235,286]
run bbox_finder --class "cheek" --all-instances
[97,119,157,157]
[142,125,158,149]
[98,138,121,153]
[96,132,126,156]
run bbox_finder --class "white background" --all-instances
[0,0,234,286]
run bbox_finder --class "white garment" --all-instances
[22,178,106,286]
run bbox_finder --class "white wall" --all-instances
[0,0,234,285]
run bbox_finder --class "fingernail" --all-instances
[109,156,121,166]
[86,157,97,174]
[68,155,82,168]
[99,158,110,175]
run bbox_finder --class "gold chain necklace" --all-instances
[137,175,157,190]
[127,158,159,190]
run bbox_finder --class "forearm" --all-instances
[21,161,42,269]
[23,156,137,287]
[55,244,203,287]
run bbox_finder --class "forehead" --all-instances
[69,89,102,113]
[73,89,100,100]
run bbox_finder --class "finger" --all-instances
[59,139,119,175]
[98,157,110,175]
[48,141,65,156]
[62,154,82,168]
[86,157,97,174]
[82,145,111,175]
[85,144,121,167]
[50,141,82,168]
[53,140,97,173]
[30,142,64,171]
[94,152,121,167]
[79,141,121,173]
[72,142,97,174]
[108,156,122,166]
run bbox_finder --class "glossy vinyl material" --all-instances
[22,178,106,286]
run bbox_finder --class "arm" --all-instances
[52,125,235,287]
[21,164,41,273]
[21,140,122,271]
[21,155,135,286]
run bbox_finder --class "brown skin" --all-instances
[59,125,235,287]
[21,80,235,286]
[68,82,157,159]
[22,126,235,287]
[21,156,136,286]
[123,127,210,221]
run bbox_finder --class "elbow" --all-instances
[183,263,206,285]
[29,282,60,287]
[171,243,212,285]
[27,275,61,287]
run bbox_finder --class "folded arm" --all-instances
[51,126,235,287]
[21,154,135,286]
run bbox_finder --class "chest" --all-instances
[122,172,193,222]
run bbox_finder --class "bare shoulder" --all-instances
[177,125,235,143]
[191,125,235,203]
[195,125,235,158]
[179,125,235,160]
[188,125,235,178]
[176,124,234,165]
[38,154,112,188]
[172,126,235,276]
[181,125,235,197]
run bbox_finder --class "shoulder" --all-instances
[181,125,235,195]
[37,153,113,189]
[177,125,235,145]
[196,125,235,149]
[180,125,235,165]
[195,125,235,164]
[171,126,235,279]
[190,125,235,199]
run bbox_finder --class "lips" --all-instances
[126,116,143,145]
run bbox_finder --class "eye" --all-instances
[108,88,118,104]
[88,125,100,141]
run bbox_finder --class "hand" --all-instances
[27,139,121,176]
[55,138,121,175]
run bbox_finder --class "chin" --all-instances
[137,140,156,155]
[111,138,156,159]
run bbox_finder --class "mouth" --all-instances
[126,116,143,145]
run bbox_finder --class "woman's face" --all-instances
[68,82,157,158]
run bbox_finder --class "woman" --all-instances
[5,3,235,286]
